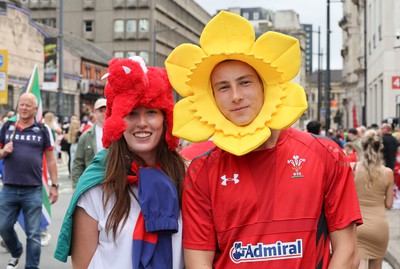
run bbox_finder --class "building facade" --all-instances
[307,70,345,130]
[0,3,111,119]
[41,24,111,118]
[0,3,47,117]
[341,0,400,128]
[21,0,211,67]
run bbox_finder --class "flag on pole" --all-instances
[26,64,43,122]
[15,64,52,231]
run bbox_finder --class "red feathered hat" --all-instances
[102,56,179,151]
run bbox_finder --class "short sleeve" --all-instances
[76,185,103,222]
[182,157,217,251]
[0,123,7,146]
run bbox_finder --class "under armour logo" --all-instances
[221,174,239,186]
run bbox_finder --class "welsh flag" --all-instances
[15,64,52,231]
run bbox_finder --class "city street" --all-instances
[0,156,397,268]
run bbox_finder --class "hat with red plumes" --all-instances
[101,56,178,151]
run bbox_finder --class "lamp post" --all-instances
[325,0,344,132]
[362,0,367,126]
[325,0,331,133]
[57,0,64,117]
[314,26,322,123]
[152,26,177,66]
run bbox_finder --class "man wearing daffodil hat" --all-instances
[166,11,362,269]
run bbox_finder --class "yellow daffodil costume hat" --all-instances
[165,11,308,156]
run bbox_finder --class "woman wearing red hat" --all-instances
[54,56,186,269]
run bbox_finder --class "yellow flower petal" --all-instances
[172,97,215,142]
[200,11,255,55]
[252,32,301,82]
[166,11,308,156]
[267,82,308,129]
[213,127,271,156]
[165,44,206,97]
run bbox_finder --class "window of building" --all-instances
[20,0,28,3]
[253,12,259,20]
[38,18,56,27]
[62,93,75,117]
[85,66,91,79]
[41,91,74,118]
[378,25,382,41]
[242,12,249,19]
[114,19,124,33]
[95,68,101,80]
[126,20,136,33]
[84,20,93,32]
[114,51,124,58]
[373,34,376,48]
[138,19,149,32]
[126,51,136,58]
[41,91,57,114]
[50,18,56,27]
[139,51,149,64]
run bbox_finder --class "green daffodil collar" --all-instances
[165,11,308,156]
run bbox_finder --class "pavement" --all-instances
[385,208,400,269]
[0,153,399,268]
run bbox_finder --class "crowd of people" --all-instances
[0,10,397,269]
[305,120,400,269]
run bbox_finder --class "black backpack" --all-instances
[2,120,46,136]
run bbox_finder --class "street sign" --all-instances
[392,76,400,89]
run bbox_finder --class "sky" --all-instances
[195,0,344,72]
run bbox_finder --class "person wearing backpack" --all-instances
[0,92,59,269]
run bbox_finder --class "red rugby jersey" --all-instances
[182,128,362,269]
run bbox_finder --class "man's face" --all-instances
[94,106,106,126]
[18,94,37,121]
[380,126,390,134]
[348,133,357,141]
[211,60,264,126]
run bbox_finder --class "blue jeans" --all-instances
[0,185,42,269]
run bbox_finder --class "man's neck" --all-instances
[256,129,281,151]
[18,117,35,128]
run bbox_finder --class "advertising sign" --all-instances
[0,50,8,104]
[43,37,57,90]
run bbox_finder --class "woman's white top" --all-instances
[77,184,184,269]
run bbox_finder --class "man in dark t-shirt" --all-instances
[381,123,399,170]
[0,93,59,269]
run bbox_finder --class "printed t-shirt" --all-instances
[182,128,362,269]
[77,184,184,269]
[0,122,53,186]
